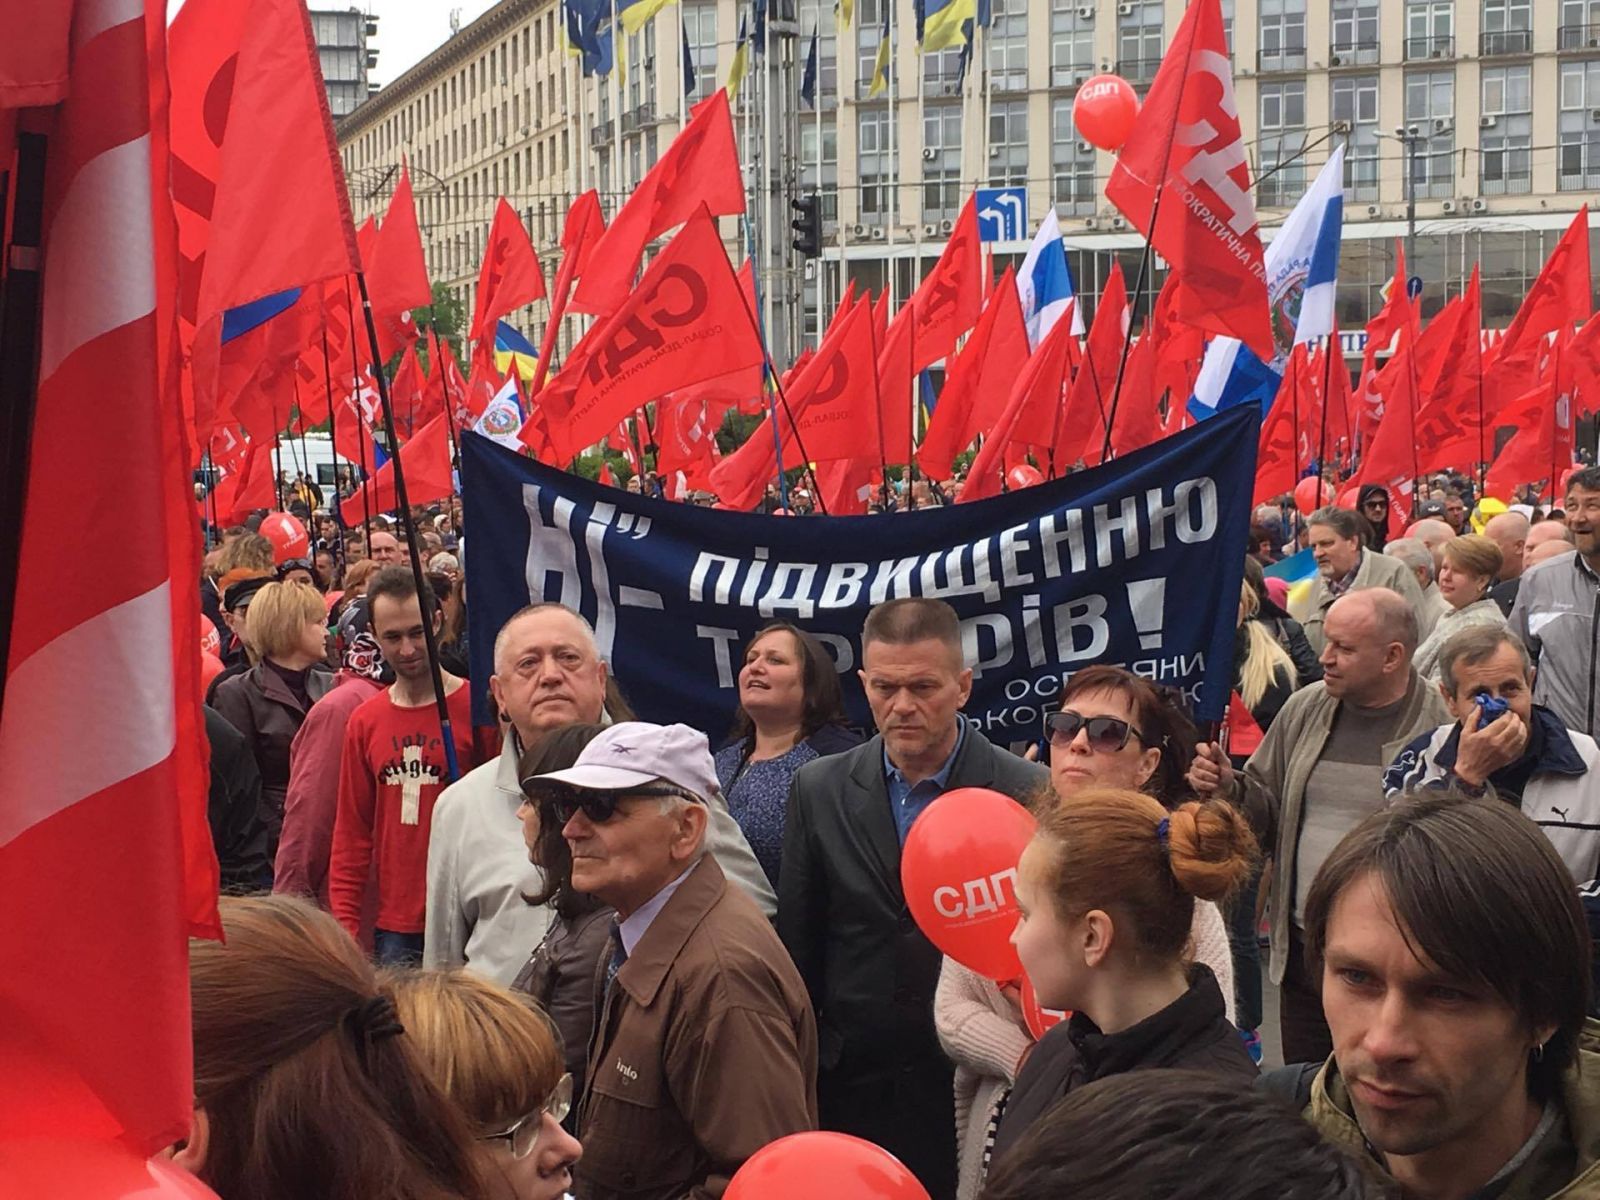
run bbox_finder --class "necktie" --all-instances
[604,924,627,994]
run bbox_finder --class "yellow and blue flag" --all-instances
[915,0,975,52]
[619,0,675,35]
[727,16,751,101]
[493,320,541,383]
[868,4,891,97]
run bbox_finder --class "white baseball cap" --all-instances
[526,722,721,803]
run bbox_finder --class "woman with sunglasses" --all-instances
[935,666,1236,1200]
[391,968,583,1200]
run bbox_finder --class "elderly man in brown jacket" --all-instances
[525,721,817,1200]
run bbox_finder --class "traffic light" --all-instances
[791,193,822,259]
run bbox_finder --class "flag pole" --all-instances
[869,301,891,511]
[343,286,375,534]
[1317,336,1335,505]
[1098,190,1162,464]
[355,271,461,784]
[319,319,349,534]
[1475,310,1487,497]
[269,387,287,511]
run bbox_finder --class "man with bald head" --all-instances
[1528,537,1577,568]
[1189,587,1450,1063]
[423,603,774,981]
[1525,517,1575,570]
[1403,517,1454,570]
[1483,510,1530,615]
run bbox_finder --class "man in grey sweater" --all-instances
[1188,588,1449,1065]
[424,603,774,983]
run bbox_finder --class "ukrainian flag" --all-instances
[919,0,975,52]
[868,32,890,96]
[838,0,854,29]
[727,16,751,101]
[494,320,541,383]
[618,0,675,34]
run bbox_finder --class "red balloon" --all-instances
[0,1139,219,1198]
[1006,465,1044,491]
[726,1133,930,1200]
[199,650,225,692]
[1020,973,1069,1042]
[1293,476,1331,514]
[259,512,309,564]
[199,622,220,658]
[1073,74,1140,151]
[902,788,1036,981]
[1336,484,1362,510]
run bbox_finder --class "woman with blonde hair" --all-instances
[989,788,1259,1165]
[173,894,485,1200]
[212,580,335,863]
[390,970,583,1200]
[1231,578,1298,755]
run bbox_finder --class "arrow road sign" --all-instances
[976,186,1028,243]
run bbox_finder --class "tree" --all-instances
[414,282,467,375]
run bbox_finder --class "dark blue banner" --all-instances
[462,404,1260,741]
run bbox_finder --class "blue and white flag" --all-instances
[461,405,1261,735]
[1190,145,1346,419]
[1015,208,1084,349]
[471,377,526,452]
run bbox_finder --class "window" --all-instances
[1219,0,1234,52]
[1559,61,1600,189]
[1051,99,1096,215]
[682,5,719,102]
[988,0,1028,92]
[1405,1,1455,59]
[1560,0,1600,48]
[1257,80,1306,206]
[1404,70,1457,197]
[858,108,897,222]
[1332,75,1380,200]
[987,99,1028,188]
[1051,0,1095,87]
[800,118,839,221]
[1259,0,1307,71]
[1479,65,1531,193]
[923,103,963,222]
[625,24,656,114]
[1116,1,1163,84]
[1481,0,1532,55]
[798,0,840,101]
[1330,0,1380,64]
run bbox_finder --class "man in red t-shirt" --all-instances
[329,565,489,963]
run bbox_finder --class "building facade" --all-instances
[312,7,379,118]
[336,0,1598,372]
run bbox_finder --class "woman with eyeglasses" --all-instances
[390,969,583,1200]
[935,666,1236,1200]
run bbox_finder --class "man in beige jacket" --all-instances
[1300,506,1427,654]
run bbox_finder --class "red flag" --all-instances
[545,206,765,461]
[814,456,879,516]
[366,163,433,318]
[655,396,720,490]
[1486,334,1575,501]
[664,259,766,412]
[961,310,1083,503]
[877,302,917,467]
[918,268,1028,480]
[572,90,745,315]
[1050,263,1128,468]
[2,1,214,1153]
[908,195,984,371]
[598,462,617,488]
[1414,268,1486,474]
[340,413,453,522]
[1109,276,1193,457]
[192,0,359,322]
[1360,332,1420,522]
[332,370,382,467]
[213,435,279,523]
[388,342,428,442]
[1105,0,1272,359]
[1568,309,1600,416]
[431,333,473,428]
[1252,345,1312,505]
[1351,243,1418,454]
[471,198,547,340]
[1487,207,1592,415]
[562,188,607,274]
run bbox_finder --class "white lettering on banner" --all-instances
[1094,496,1141,567]
[738,547,770,607]
[1038,509,1088,579]
[820,562,869,609]
[1021,593,1048,667]
[1173,478,1219,543]
[931,868,1022,923]
[690,552,741,605]
[999,524,1036,587]
[964,614,1015,680]
[920,542,1002,604]
[697,625,742,688]
[868,556,921,603]
[586,503,620,657]
[757,562,818,618]
[1052,595,1110,662]
[522,485,584,612]
[813,632,855,674]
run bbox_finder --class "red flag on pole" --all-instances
[1105,0,1272,359]
[1486,207,1592,415]
[1252,345,1312,505]
[1050,263,1128,468]
[571,90,745,315]
[366,163,434,318]
[918,268,1028,480]
[471,198,547,340]
[1414,268,1486,474]
[1,0,215,1152]
[339,413,453,523]
[1486,334,1575,501]
[1360,333,1421,522]
[908,194,984,371]
[543,206,765,460]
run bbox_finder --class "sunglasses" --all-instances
[482,1073,574,1159]
[1043,709,1150,753]
[529,783,691,825]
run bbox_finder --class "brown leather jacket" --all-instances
[211,661,334,849]
[575,854,818,1200]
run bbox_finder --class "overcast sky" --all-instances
[359,1,502,87]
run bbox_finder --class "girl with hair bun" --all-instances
[988,788,1261,1167]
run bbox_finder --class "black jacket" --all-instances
[1233,621,1297,730]
[991,964,1257,1165]
[777,729,1046,1200]
[204,706,273,892]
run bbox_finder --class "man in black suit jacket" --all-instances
[777,599,1047,1200]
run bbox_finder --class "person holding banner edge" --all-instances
[778,598,1047,1200]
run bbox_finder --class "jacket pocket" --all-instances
[578,1054,697,1198]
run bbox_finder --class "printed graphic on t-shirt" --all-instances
[380,734,444,825]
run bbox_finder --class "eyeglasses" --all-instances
[529,783,691,825]
[1043,709,1150,753]
[482,1073,573,1159]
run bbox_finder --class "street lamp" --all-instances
[1377,125,1426,276]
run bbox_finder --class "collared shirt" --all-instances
[1326,547,1365,598]
[883,720,967,844]
[616,862,697,957]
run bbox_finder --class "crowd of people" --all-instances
[182,463,1600,1200]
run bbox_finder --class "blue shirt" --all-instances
[884,720,967,844]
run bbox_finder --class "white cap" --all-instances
[527,722,720,803]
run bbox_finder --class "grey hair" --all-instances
[1384,538,1435,585]
[492,603,600,674]
[1439,625,1532,695]
[1308,505,1365,540]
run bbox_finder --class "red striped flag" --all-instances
[0,0,216,1153]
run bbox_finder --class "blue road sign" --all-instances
[976,186,1028,243]
[1406,274,1423,299]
